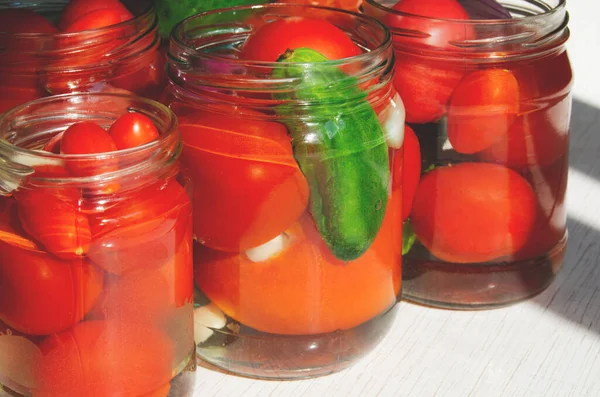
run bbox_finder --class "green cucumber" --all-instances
[155,0,268,38]
[273,48,390,261]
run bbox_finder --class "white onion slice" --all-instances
[245,234,286,263]
[194,303,227,344]
[378,93,405,149]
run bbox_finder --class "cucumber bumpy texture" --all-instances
[274,47,390,261]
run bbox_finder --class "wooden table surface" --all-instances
[191,2,600,396]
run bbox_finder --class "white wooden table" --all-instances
[191,2,600,396]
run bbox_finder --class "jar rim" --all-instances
[363,0,567,24]
[171,3,392,67]
[0,93,179,193]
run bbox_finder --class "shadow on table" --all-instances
[568,98,600,179]
[529,97,600,334]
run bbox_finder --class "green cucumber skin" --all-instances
[155,0,268,38]
[274,48,390,261]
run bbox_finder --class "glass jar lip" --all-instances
[0,93,178,187]
[0,1,155,37]
[364,0,567,24]
[171,3,392,67]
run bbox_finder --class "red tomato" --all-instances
[58,0,133,31]
[108,112,159,150]
[0,219,103,335]
[478,96,570,168]
[62,8,123,32]
[87,178,191,275]
[447,69,520,154]
[15,188,92,260]
[35,321,173,397]
[160,227,194,308]
[0,9,58,34]
[392,125,421,220]
[393,55,465,124]
[385,0,472,48]
[60,121,118,177]
[179,112,309,252]
[516,154,568,259]
[195,204,400,335]
[241,17,361,62]
[411,162,537,263]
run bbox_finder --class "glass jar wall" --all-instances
[0,94,195,397]
[363,0,572,308]
[165,4,403,379]
[0,0,165,115]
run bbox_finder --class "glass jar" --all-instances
[363,0,572,308]
[164,4,403,379]
[0,93,195,396]
[0,0,165,115]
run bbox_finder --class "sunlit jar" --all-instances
[0,0,166,115]
[0,94,195,397]
[164,4,403,379]
[363,0,573,308]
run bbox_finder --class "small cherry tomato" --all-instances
[87,178,191,275]
[108,112,159,150]
[195,200,401,335]
[60,121,118,177]
[58,0,133,31]
[241,17,361,62]
[447,69,520,154]
[14,188,92,259]
[0,9,58,34]
[35,321,173,397]
[179,112,309,252]
[478,96,569,168]
[109,43,166,99]
[0,233,103,335]
[62,8,124,32]
[411,162,537,263]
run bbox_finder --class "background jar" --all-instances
[165,4,403,379]
[0,93,194,397]
[363,0,573,308]
[0,0,165,115]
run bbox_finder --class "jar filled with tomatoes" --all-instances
[164,4,404,379]
[0,0,165,116]
[0,93,195,396]
[363,0,572,308]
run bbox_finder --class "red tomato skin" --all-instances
[0,241,103,335]
[241,17,361,62]
[447,69,520,154]
[396,125,421,220]
[393,55,465,124]
[58,0,133,31]
[478,96,570,169]
[15,189,92,260]
[411,162,537,263]
[108,112,159,150]
[179,113,309,252]
[60,121,118,177]
[386,0,472,48]
[0,9,58,34]
[34,321,173,397]
[87,179,191,275]
[62,7,132,33]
